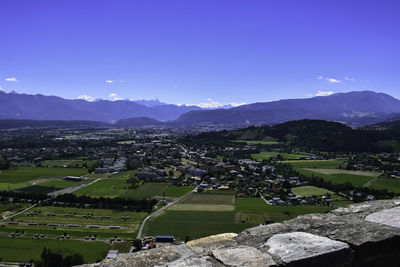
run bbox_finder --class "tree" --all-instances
[132,239,142,251]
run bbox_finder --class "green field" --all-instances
[71,179,127,198]
[111,241,132,253]
[234,140,281,145]
[145,196,333,240]
[10,206,147,227]
[0,236,109,263]
[252,152,309,161]
[288,159,346,169]
[287,160,377,187]
[17,185,60,194]
[0,203,29,219]
[0,167,88,184]
[0,224,137,241]
[182,158,197,166]
[74,180,168,200]
[144,211,248,240]
[297,169,372,187]
[183,193,235,205]
[0,182,30,191]
[291,186,334,197]
[84,169,138,179]
[368,177,400,193]
[112,169,139,179]
[235,198,332,219]
[40,178,91,189]
[162,186,194,197]
[120,182,169,199]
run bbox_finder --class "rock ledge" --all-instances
[79,199,400,267]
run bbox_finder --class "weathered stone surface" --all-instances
[79,244,194,267]
[159,256,223,267]
[264,232,351,266]
[186,233,238,254]
[365,206,400,228]
[212,245,275,267]
[331,199,400,216]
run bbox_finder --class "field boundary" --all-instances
[363,172,384,188]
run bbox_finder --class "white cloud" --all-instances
[316,91,334,96]
[5,77,18,82]
[317,75,323,80]
[344,77,356,82]
[105,80,114,83]
[190,98,247,108]
[109,93,123,101]
[326,78,341,83]
[78,95,95,102]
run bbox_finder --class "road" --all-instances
[363,172,384,188]
[136,184,200,239]
[258,190,272,205]
[47,178,101,197]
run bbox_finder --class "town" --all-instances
[0,121,399,265]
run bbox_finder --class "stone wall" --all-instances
[79,199,400,267]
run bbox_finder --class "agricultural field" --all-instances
[302,168,377,177]
[234,140,281,145]
[84,169,138,179]
[0,167,88,184]
[144,211,247,240]
[40,178,92,189]
[145,195,333,240]
[120,182,169,200]
[0,203,29,219]
[0,224,137,241]
[291,186,351,207]
[291,186,334,197]
[235,198,333,223]
[0,182,30,191]
[0,236,109,263]
[252,152,309,161]
[117,140,136,145]
[74,180,168,200]
[112,169,139,179]
[169,192,235,211]
[1,205,146,250]
[183,193,235,205]
[111,241,132,253]
[367,177,400,193]
[17,185,61,194]
[182,158,197,166]
[73,179,130,198]
[9,206,147,227]
[162,186,194,198]
[288,160,378,187]
[287,159,346,169]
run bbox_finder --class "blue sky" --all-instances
[1,0,399,107]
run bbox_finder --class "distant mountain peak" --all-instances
[132,98,166,107]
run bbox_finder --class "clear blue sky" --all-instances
[1,0,399,107]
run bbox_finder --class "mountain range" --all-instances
[1,90,400,127]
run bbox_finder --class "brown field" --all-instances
[168,204,234,211]
[303,168,378,177]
